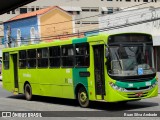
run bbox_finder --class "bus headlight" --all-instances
[109,82,127,92]
[149,81,157,89]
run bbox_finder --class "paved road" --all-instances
[0,81,160,120]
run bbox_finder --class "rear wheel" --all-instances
[24,84,32,101]
[77,87,89,108]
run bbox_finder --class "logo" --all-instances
[2,112,11,117]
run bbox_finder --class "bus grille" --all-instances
[127,92,148,98]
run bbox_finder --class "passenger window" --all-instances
[3,52,9,69]
[27,49,36,68]
[75,43,89,67]
[49,46,60,67]
[37,48,48,68]
[61,45,74,67]
[19,50,27,68]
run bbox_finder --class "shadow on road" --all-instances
[7,94,159,111]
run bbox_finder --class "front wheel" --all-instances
[77,87,89,108]
[24,84,32,101]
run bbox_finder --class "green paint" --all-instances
[115,78,157,88]
[72,68,88,94]
[72,37,87,44]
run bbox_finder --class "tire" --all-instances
[24,84,32,101]
[77,87,89,108]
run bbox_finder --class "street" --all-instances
[0,81,160,120]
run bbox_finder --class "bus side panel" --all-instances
[38,68,74,99]
[18,69,40,95]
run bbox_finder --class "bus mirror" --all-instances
[106,48,109,58]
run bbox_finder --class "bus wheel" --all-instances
[24,84,32,101]
[78,87,89,108]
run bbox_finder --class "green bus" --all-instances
[2,33,158,107]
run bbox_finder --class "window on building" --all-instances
[61,45,74,67]
[91,8,99,12]
[101,11,108,14]
[19,50,27,68]
[49,46,60,67]
[20,8,27,14]
[82,21,91,24]
[37,48,48,68]
[12,10,15,14]
[108,7,113,14]
[143,0,148,2]
[75,21,81,24]
[31,7,35,11]
[7,11,10,14]
[91,21,98,24]
[82,8,90,12]
[36,6,40,10]
[107,0,113,1]
[75,43,89,67]
[3,52,9,69]
[77,11,80,14]
[27,49,36,68]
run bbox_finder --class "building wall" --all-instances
[0,0,160,37]
[4,16,39,47]
[40,8,73,40]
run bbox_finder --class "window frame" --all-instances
[19,50,27,69]
[61,44,74,68]
[3,52,9,70]
[37,48,49,68]
[75,43,90,68]
[27,49,37,68]
[49,46,61,68]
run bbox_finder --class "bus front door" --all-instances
[11,54,19,94]
[93,45,105,100]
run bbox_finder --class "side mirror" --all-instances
[106,48,109,58]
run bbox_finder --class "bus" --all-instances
[2,33,158,107]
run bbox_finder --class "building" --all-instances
[0,0,160,55]
[3,6,74,47]
[0,0,160,36]
[99,7,160,71]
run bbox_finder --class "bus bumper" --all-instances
[106,84,158,102]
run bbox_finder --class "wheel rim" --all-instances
[80,92,87,103]
[78,88,89,107]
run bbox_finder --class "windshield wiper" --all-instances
[115,52,122,70]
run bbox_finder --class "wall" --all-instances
[4,16,39,47]
[99,7,160,45]
[40,8,73,40]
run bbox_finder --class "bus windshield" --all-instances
[108,45,156,77]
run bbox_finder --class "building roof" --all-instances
[8,6,70,22]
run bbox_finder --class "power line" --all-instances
[2,16,160,45]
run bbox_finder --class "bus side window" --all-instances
[61,45,74,67]
[27,49,36,68]
[49,46,60,68]
[3,52,9,69]
[37,48,48,68]
[19,50,27,68]
[75,43,89,67]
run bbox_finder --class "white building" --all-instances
[99,7,160,71]
[0,0,160,57]
[0,0,160,34]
